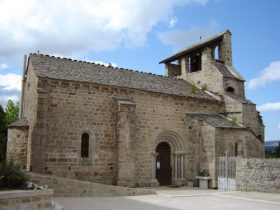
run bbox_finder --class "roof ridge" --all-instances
[159,29,231,64]
[177,29,230,54]
[28,53,219,101]
[29,53,190,83]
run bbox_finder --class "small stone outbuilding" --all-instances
[7,30,264,188]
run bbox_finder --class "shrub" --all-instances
[201,83,208,90]
[231,117,238,125]
[0,160,27,189]
[189,84,197,93]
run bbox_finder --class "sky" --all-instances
[0,0,279,141]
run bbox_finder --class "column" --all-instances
[181,155,184,178]
[181,56,189,78]
[174,154,178,179]
[173,151,186,186]
[151,152,158,180]
[115,99,136,187]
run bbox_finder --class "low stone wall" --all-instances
[27,173,156,197]
[0,189,53,210]
[236,158,280,193]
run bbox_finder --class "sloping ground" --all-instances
[27,172,156,197]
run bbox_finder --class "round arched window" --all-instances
[81,133,89,158]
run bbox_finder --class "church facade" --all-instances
[7,30,264,188]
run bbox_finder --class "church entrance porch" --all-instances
[152,131,186,186]
[156,142,171,186]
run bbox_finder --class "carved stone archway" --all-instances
[151,131,186,186]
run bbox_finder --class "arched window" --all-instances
[235,143,238,157]
[214,46,219,59]
[81,133,89,158]
[235,141,244,157]
[226,86,235,93]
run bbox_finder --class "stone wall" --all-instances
[216,129,264,158]
[223,94,264,142]
[200,122,216,188]
[31,76,222,186]
[6,126,29,167]
[23,64,39,171]
[242,103,263,139]
[185,115,264,189]
[165,63,181,77]
[223,78,244,98]
[27,172,155,197]
[219,30,232,66]
[180,48,225,95]
[0,189,53,210]
[236,158,280,193]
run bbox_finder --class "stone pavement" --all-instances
[54,187,280,210]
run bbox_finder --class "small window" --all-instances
[235,141,244,157]
[235,143,238,157]
[214,46,219,59]
[226,86,235,93]
[81,133,89,158]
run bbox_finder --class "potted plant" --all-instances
[196,168,211,189]
[199,168,209,177]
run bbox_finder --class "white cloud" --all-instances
[278,123,280,129]
[0,73,21,91]
[0,0,209,64]
[168,17,178,28]
[84,58,118,67]
[0,95,20,106]
[94,61,118,68]
[157,20,219,51]
[257,102,280,111]
[247,61,280,90]
[0,63,8,69]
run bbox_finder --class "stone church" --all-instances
[7,30,264,188]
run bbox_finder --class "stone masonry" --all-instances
[7,30,264,188]
[236,158,280,193]
[0,189,53,210]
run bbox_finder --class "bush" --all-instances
[0,160,27,189]
[231,117,238,125]
[189,84,197,93]
[201,83,208,90]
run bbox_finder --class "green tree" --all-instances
[275,143,280,158]
[4,100,19,126]
[0,105,6,162]
[0,100,19,162]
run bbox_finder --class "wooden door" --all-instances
[156,142,171,186]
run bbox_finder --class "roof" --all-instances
[8,118,29,128]
[225,93,254,105]
[27,54,219,101]
[187,113,246,129]
[160,30,231,64]
[214,62,244,81]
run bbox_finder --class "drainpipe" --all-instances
[19,55,27,118]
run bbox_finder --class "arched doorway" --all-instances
[156,142,171,186]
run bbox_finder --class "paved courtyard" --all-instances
[54,187,280,210]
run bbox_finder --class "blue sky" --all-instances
[0,0,279,141]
